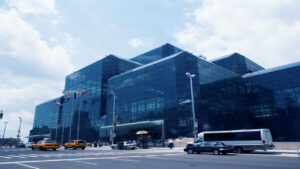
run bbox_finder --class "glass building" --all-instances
[243,62,300,141]
[211,52,264,75]
[30,43,300,143]
[29,98,60,142]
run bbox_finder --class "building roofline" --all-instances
[110,51,185,80]
[243,61,300,78]
[209,53,237,62]
[130,43,183,60]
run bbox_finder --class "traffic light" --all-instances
[0,112,3,119]
[115,115,119,122]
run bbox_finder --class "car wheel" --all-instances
[82,148,85,150]
[31,147,35,150]
[64,146,67,149]
[222,152,227,155]
[213,149,220,155]
[235,147,243,154]
[73,146,76,150]
[39,147,43,151]
[187,149,193,154]
[53,149,56,151]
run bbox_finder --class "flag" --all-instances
[54,100,62,106]
[60,96,65,104]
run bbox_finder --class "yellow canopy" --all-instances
[136,130,148,135]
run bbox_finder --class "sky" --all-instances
[0,0,300,142]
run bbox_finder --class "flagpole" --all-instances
[77,92,82,140]
[68,93,74,142]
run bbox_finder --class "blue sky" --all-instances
[0,0,300,142]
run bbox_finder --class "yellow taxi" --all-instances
[32,140,60,151]
[64,140,86,150]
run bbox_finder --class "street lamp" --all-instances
[17,117,22,141]
[186,72,197,139]
[111,91,117,145]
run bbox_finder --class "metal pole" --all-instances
[77,93,82,140]
[2,122,8,146]
[61,122,64,145]
[112,91,116,144]
[69,95,74,142]
[17,117,22,141]
[190,76,197,139]
[186,72,197,139]
[55,121,58,141]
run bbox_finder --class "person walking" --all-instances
[168,139,174,149]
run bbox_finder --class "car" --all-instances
[184,142,234,155]
[64,140,86,150]
[124,141,137,150]
[298,148,300,156]
[16,142,26,148]
[111,141,137,150]
[111,143,118,149]
[27,142,35,148]
[32,140,60,151]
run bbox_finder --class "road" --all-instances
[0,147,299,169]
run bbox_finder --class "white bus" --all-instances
[198,129,274,153]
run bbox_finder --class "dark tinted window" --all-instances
[204,131,261,141]
[78,141,85,143]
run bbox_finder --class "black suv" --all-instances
[184,142,234,155]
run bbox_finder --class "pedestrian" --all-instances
[168,139,174,149]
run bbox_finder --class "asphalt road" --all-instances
[0,147,299,169]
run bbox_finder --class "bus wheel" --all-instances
[235,147,243,154]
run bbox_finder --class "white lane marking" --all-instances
[75,161,97,165]
[110,158,139,162]
[239,153,299,158]
[8,155,26,159]
[144,155,170,160]
[16,163,39,169]
[0,156,12,159]
[0,155,145,164]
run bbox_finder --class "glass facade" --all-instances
[211,53,264,75]
[102,51,291,142]
[29,98,60,142]
[30,55,140,143]
[131,43,183,64]
[30,43,300,143]
[243,62,300,141]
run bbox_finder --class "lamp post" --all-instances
[61,121,64,145]
[111,91,116,145]
[17,117,22,141]
[2,122,8,146]
[186,72,197,139]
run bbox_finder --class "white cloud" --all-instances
[0,3,75,141]
[174,0,300,68]
[0,9,73,79]
[129,38,154,49]
[7,0,56,14]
